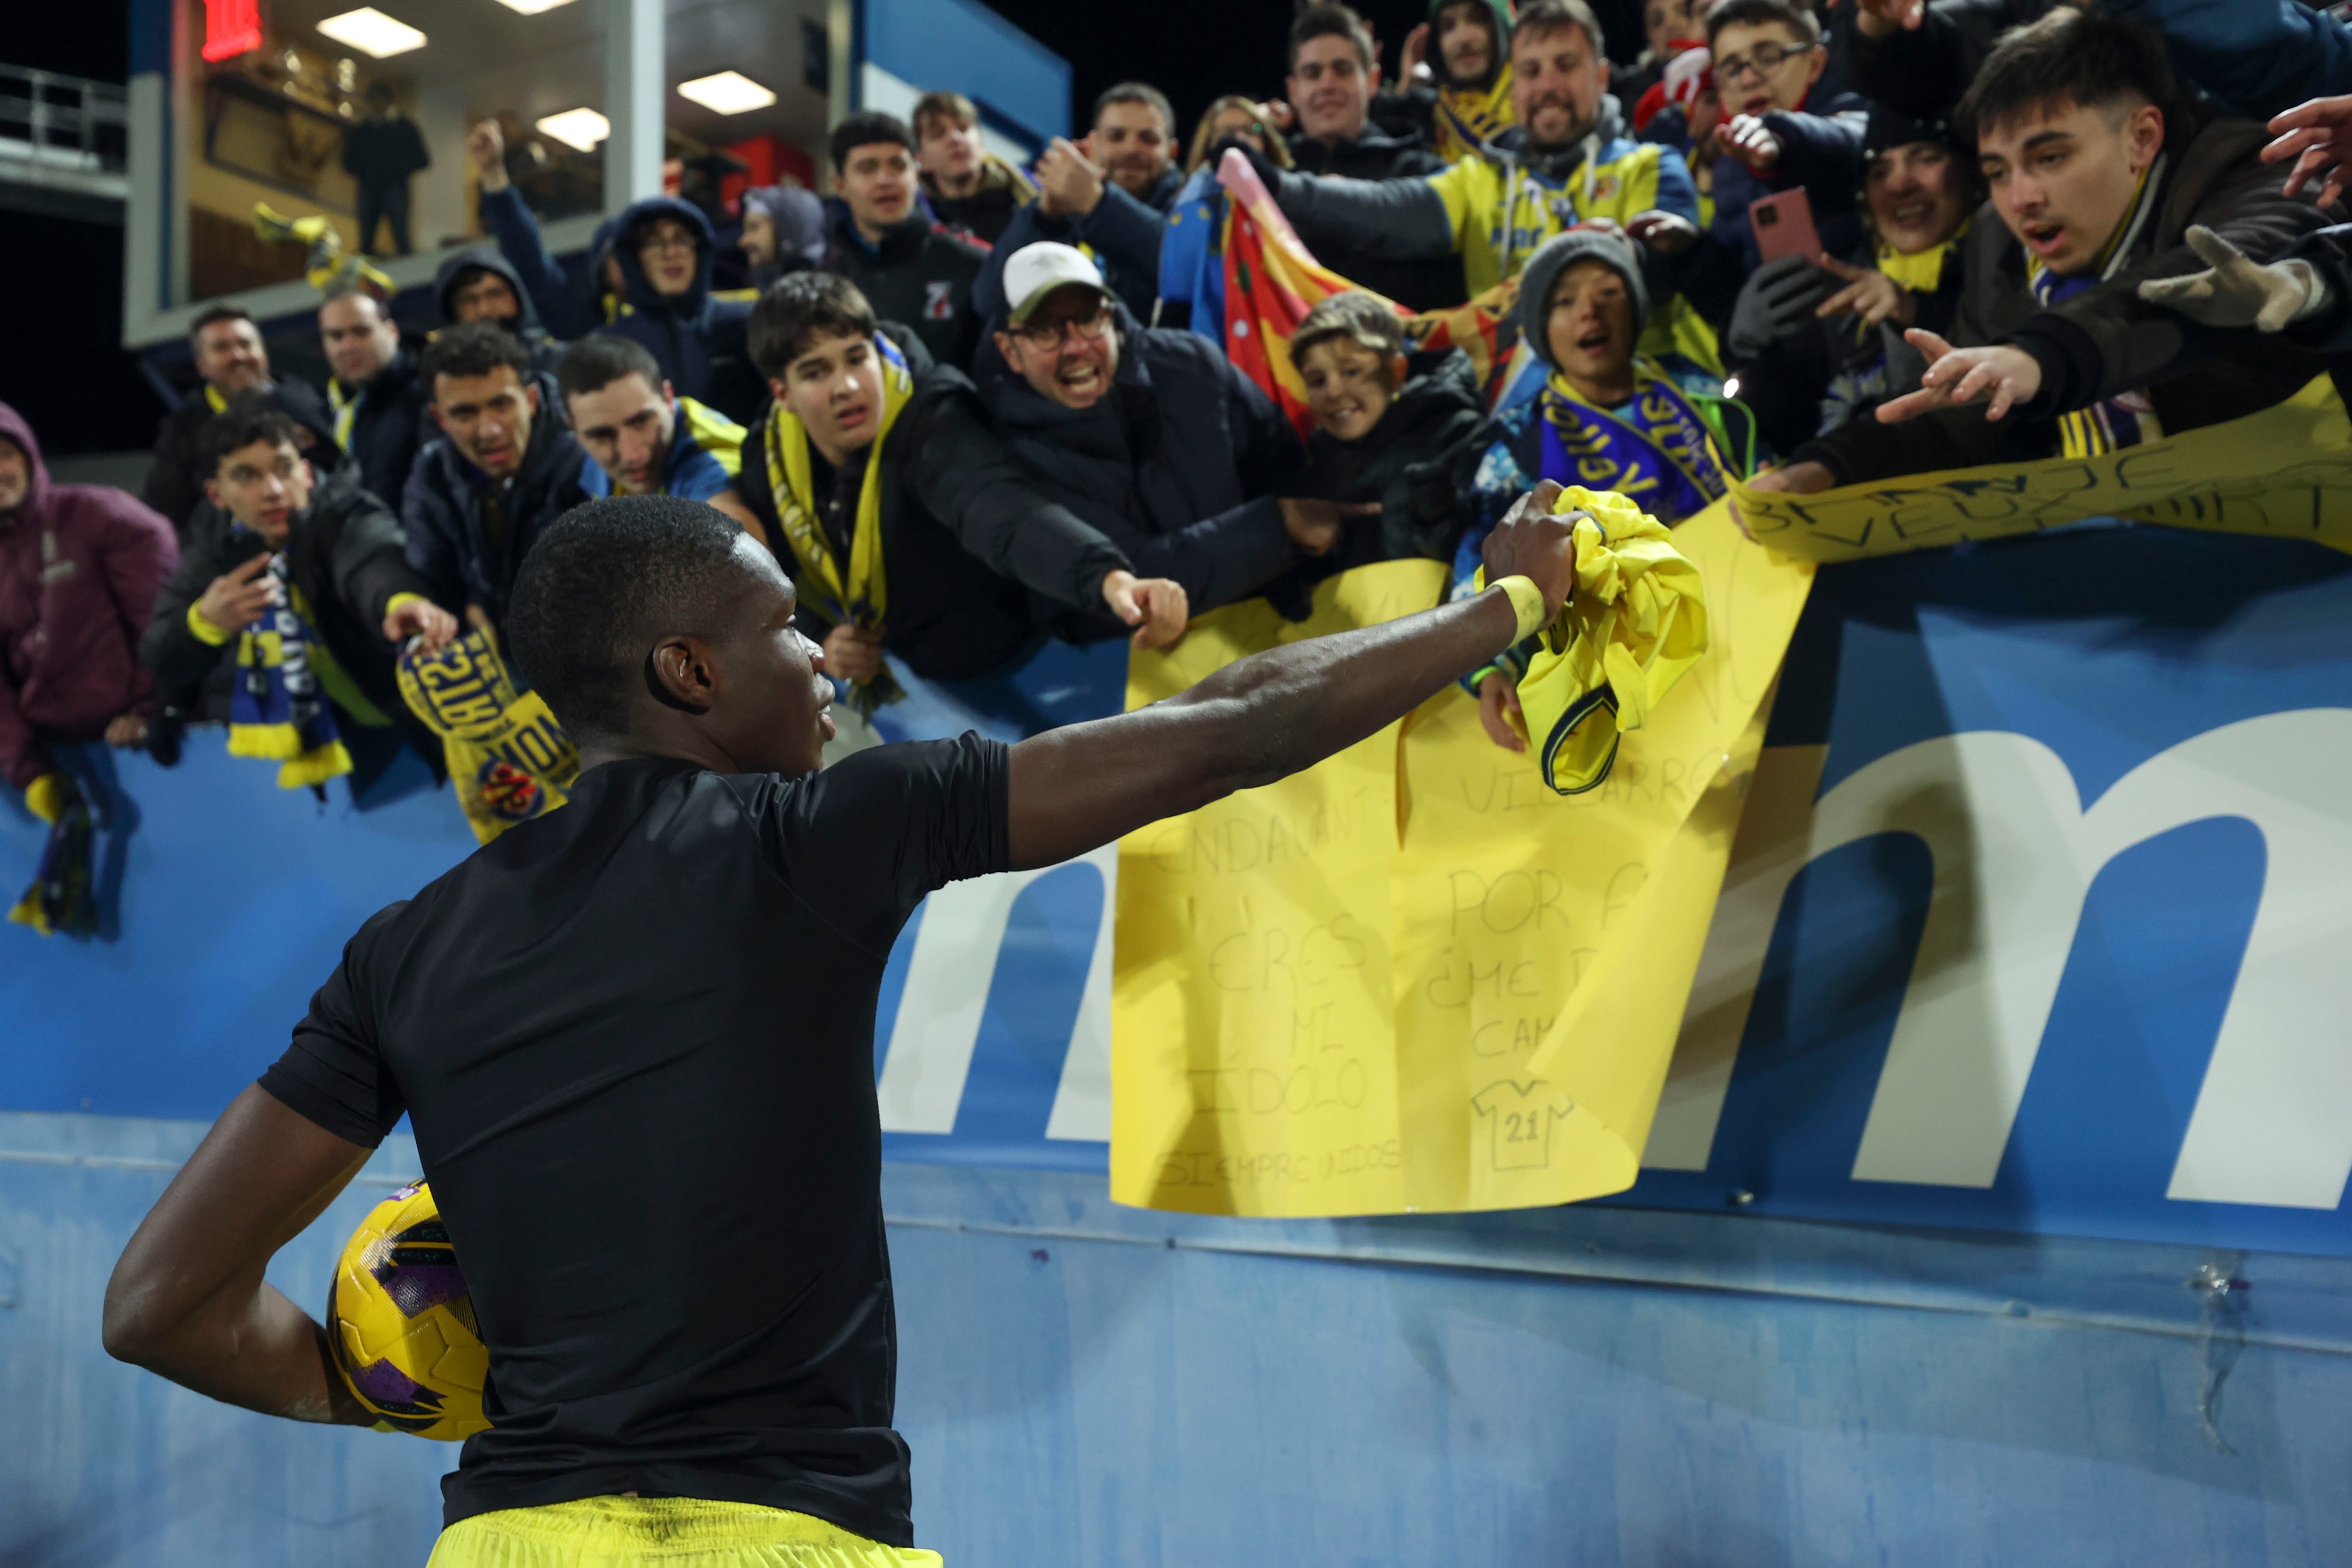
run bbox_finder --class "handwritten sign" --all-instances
[1730,374,2352,565]
[1111,511,1815,1217]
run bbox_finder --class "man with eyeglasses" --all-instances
[592,197,766,426]
[1703,0,1870,280]
[977,244,1361,618]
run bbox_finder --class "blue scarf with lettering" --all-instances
[1538,360,1727,525]
[227,551,353,789]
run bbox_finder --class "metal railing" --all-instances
[0,64,129,173]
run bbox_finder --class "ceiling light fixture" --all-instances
[676,71,777,115]
[314,7,426,58]
[535,107,611,152]
[491,0,575,14]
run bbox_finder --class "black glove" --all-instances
[1209,135,1287,195]
[1727,253,1833,362]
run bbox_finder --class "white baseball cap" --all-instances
[1002,242,1111,325]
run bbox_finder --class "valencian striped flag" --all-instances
[1210,150,1523,434]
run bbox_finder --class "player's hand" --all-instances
[1729,461,1835,540]
[1814,253,1912,327]
[2137,224,2326,332]
[2265,93,2352,207]
[1875,332,2041,423]
[467,119,509,193]
[104,713,149,748]
[1279,497,1377,556]
[1480,480,1576,621]
[1722,113,1782,171]
[1037,137,1106,218]
[1627,209,1700,257]
[1400,21,1432,83]
[197,554,277,636]
[1100,569,1190,651]
[382,597,459,654]
[821,623,886,684]
[1476,669,1527,754]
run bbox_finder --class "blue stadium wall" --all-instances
[8,524,2352,1563]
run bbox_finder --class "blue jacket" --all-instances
[1708,93,1869,281]
[399,371,586,631]
[478,184,622,343]
[975,166,1184,325]
[597,197,766,427]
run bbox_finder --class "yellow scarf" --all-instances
[1432,63,1515,162]
[397,625,579,845]
[1876,215,1972,294]
[761,335,915,711]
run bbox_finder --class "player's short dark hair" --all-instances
[913,89,978,142]
[1290,4,1376,72]
[190,304,255,344]
[507,495,765,739]
[830,111,914,173]
[1093,81,1175,137]
[198,394,302,478]
[1957,6,2178,141]
[749,271,878,378]
[1703,0,1820,48]
[557,334,664,405]
[420,322,532,391]
[1514,0,1606,57]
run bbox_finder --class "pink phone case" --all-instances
[1749,189,1823,264]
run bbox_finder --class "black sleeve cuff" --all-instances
[2006,314,2102,419]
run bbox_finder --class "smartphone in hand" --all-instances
[1749,188,1822,264]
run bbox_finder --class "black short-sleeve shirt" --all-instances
[260,738,1011,1545]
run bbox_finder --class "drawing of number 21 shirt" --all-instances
[1471,1079,1577,1170]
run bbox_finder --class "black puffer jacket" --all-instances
[1285,128,1468,311]
[331,345,433,517]
[1299,347,1488,569]
[142,462,443,778]
[972,305,1306,613]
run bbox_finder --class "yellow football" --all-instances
[326,1180,491,1441]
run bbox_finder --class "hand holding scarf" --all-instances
[227,554,354,790]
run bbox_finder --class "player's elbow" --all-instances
[101,1261,177,1367]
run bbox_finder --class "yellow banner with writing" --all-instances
[1111,504,1816,1216]
[1729,373,2352,564]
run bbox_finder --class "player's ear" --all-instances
[644,632,719,715]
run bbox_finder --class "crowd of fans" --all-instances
[7,0,2352,932]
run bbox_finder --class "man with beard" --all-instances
[317,287,430,513]
[1378,0,1519,162]
[1281,4,1468,310]
[143,308,333,536]
[977,84,1183,324]
[1245,0,1700,319]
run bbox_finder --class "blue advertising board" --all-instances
[7,523,2351,1255]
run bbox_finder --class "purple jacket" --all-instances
[0,402,179,789]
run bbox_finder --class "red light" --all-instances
[202,0,264,62]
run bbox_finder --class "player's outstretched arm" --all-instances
[103,1084,379,1425]
[1006,482,1576,870]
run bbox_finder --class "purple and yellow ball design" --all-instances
[327,1180,491,1441]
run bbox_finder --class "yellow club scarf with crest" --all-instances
[397,624,579,844]
[761,334,915,713]
[1432,63,1514,162]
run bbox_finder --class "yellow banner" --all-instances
[1111,505,1816,1216]
[1728,373,2352,564]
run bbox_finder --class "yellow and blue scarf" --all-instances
[1432,64,1515,163]
[761,334,915,713]
[1539,361,1728,525]
[227,553,353,790]
[2028,158,2166,459]
[397,625,578,844]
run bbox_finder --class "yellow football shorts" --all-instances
[425,1496,945,1567]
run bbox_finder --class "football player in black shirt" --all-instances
[101,485,1578,1563]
